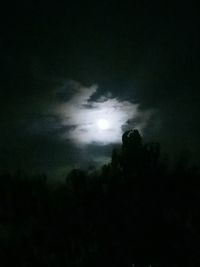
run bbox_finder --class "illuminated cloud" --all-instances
[55,82,153,145]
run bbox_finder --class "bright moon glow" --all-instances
[57,83,152,145]
[97,119,110,130]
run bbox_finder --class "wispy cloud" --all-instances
[55,81,153,145]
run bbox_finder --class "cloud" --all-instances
[55,81,154,145]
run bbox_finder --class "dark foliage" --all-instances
[0,130,200,266]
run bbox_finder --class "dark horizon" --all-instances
[0,128,200,266]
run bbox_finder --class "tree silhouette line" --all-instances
[0,129,200,266]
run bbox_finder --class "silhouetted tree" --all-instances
[122,129,144,183]
[0,129,200,266]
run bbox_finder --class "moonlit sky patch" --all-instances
[55,82,153,145]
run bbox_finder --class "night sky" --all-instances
[0,2,199,178]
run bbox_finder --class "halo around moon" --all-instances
[58,83,147,144]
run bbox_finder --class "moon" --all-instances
[97,119,110,130]
[60,85,140,144]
